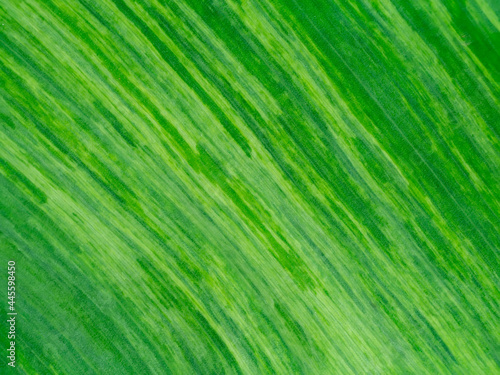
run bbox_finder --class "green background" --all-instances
[0,0,499,373]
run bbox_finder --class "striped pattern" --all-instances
[0,0,499,373]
